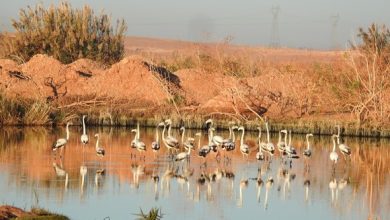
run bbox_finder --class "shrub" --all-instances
[1,1,127,65]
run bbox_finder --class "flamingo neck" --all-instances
[232,129,236,142]
[162,125,166,141]
[278,131,282,142]
[258,128,262,140]
[284,132,288,146]
[168,123,172,137]
[306,136,310,150]
[137,123,140,139]
[132,132,137,143]
[332,137,336,152]
[66,123,70,140]
[266,123,270,143]
[181,128,185,144]
[155,126,160,142]
[95,136,99,150]
[197,135,201,149]
[208,128,213,145]
[288,131,292,146]
[187,142,191,155]
[82,117,86,135]
[337,126,341,144]
[228,126,232,139]
[240,129,245,146]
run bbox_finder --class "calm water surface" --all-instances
[0,126,388,220]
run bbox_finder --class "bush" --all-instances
[1,1,127,65]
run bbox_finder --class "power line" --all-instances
[270,5,280,48]
[330,14,340,49]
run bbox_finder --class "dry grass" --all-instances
[0,1,126,65]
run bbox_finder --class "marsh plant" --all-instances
[134,207,164,220]
[1,1,127,65]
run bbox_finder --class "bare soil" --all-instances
[0,36,355,125]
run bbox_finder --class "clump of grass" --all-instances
[1,1,127,65]
[26,207,69,220]
[134,207,164,220]
[0,92,25,125]
[23,100,52,125]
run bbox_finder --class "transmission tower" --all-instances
[270,5,280,48]
[330,14,340,49]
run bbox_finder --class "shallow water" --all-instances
[0,126,388,220]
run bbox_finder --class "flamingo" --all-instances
[161,121,179,156]
[221,122,236,149]
[205,119,224,147]
[94,134,105,157]
[198,130,212,160]
[52,122,73,155]
[330,134,339,164]
[336,125,352,158]
[164,119,180,152]
[264,122,275,155]
[131,128,146,159]
[303,133,313,158]
[238,126,249,159]
[285,130,298,158]
[277,130,286,154]
[80,115,89,145]
[175,142,192,161]
[151,122,165,152]
[180,126,195,150]
[256,127,265,161]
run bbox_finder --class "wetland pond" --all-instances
[0,126,388,220]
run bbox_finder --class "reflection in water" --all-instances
[0,127,389,219]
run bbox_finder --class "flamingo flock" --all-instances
[52,117,352,167]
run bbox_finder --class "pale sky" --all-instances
[1,0,389,49]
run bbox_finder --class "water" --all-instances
[0,126,388,220]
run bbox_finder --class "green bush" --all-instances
[1,1,127,65]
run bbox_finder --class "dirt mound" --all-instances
[0,54,181,105]
[68,58,105,78]
[176,69,237,106]
[91,56,180,106]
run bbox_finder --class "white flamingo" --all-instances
[164,119,180,152]
[222,125,238,151]
[94,134,105,157]
[52,122,73,154]
[174,141,192,162]
[198,130,211,160]
[264,122,275,155]
[303,133,313,158]
[161,121,179,156]
[205,119,224,147]
[80,115,89,145]
[238,126,249,159]
[285,130,298,158]
[180,126,195,150]
[330,134,339,164]
[131,128,146,159]
[256,127,265,161]
[151,122,165,152]
[336,125,352,158]
[277,130,286,154]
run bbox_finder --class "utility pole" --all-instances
[330,14,340,50]
[270,5,280,48]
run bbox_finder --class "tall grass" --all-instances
[23,101,51,125]
[1,1,127,65]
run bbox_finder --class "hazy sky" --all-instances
[1,0,389,49]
